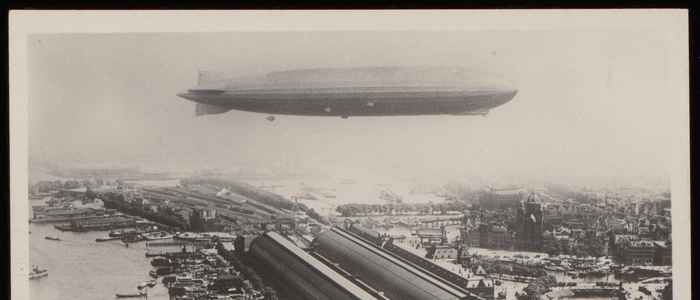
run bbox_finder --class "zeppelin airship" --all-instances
[177,66,517,119]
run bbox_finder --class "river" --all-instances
[29,222,170,300]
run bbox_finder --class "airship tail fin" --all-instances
[195,103,232,116]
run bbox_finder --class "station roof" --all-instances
[318,227,485,300]
[265,231,379,300]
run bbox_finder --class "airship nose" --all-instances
[177,92,193,101]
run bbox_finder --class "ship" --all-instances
[44,236,60,241]
[569,287,624,298]
[29,266,48,280]
[137,279,157,289]
[96,236,121,242]
[178,66,517,118]
[121,234,144,243]
[141,231,174,241]
[31,207,117,223]
[115,292,146,298]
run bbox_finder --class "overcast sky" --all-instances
[27,30,676,185]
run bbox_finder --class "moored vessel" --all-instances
[29,266,48,280]
[96,236,121,242]
[115,292,146,298]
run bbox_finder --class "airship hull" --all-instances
[180,89,517,117]
[177,67,518,117]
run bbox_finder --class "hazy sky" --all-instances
[27,30,676,184]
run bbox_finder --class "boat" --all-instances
[29,266,48,280]
[96,236,120,242]
[44,236,60,241]
[137,280,157,289]
[150,257,172,267]
[110,229,135,238]
[142,231,174,241]
[121,234,144,243]
[146,280,157,288]
[115,292,146,298]
[109,230,124,238]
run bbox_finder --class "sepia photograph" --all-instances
[10,11,690,300]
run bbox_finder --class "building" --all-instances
[263,287,279,300]
[515,195,543,251]
[619,240,656,265]
[465,279,495,300]
[653,241,672,266]
[201,208,217,220]
[426,245,459,260]
[416,227,447,246]
[608,233,639,259]
[479,224,514,250]
[478,188,526,210]
[460,227,481,248]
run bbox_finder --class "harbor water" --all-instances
[29,222,170,300]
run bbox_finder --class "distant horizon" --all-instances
[28,158,669,191]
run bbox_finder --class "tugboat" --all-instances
[44,236,60,241]
[29,266,48,280]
